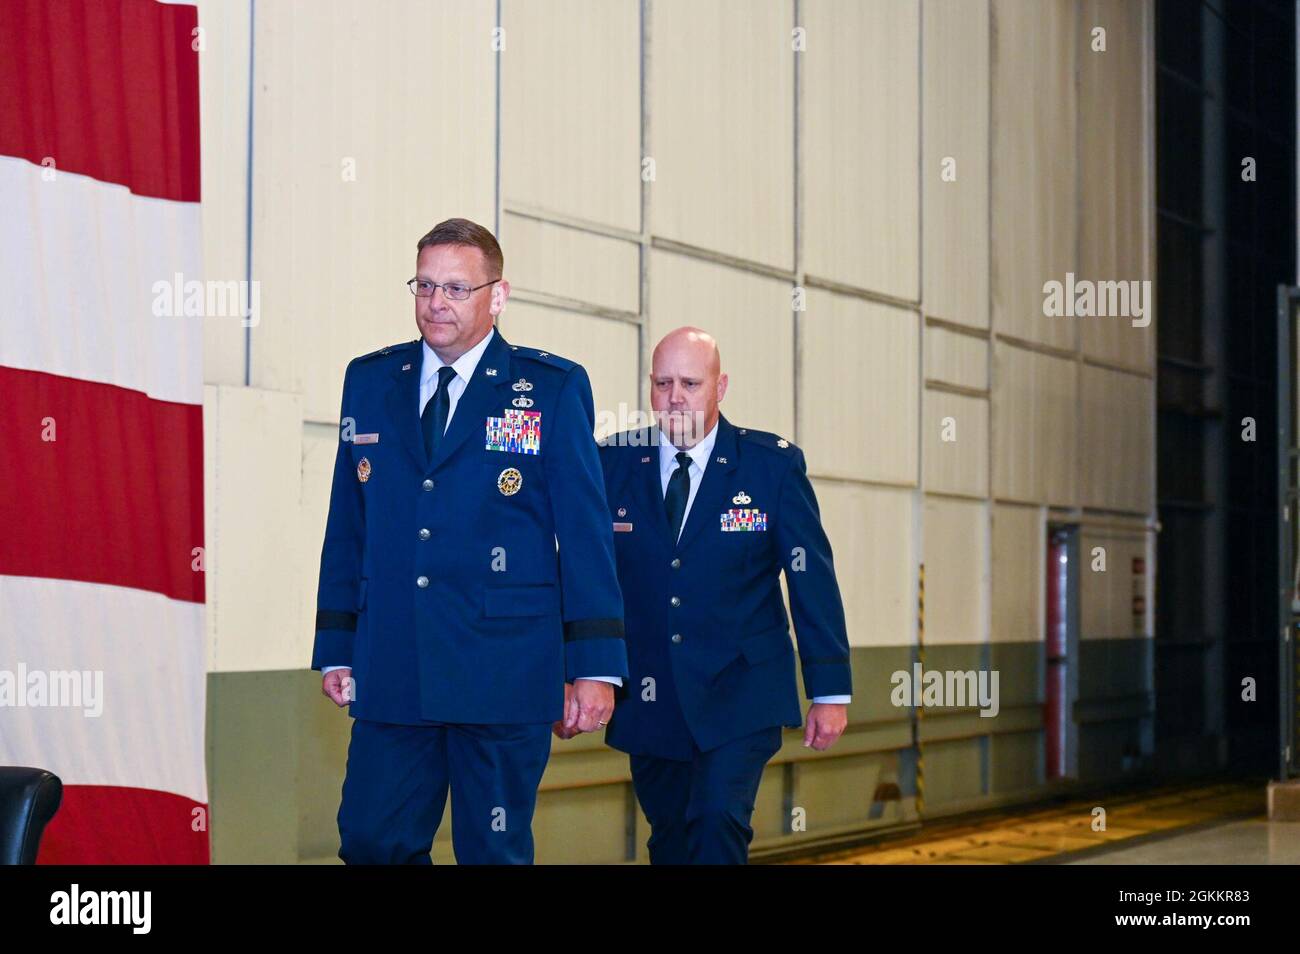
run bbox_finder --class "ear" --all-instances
[716,372,728,403]
[490,279,511,316]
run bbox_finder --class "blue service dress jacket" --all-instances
[311,328,627,725]
[598,414,851,759]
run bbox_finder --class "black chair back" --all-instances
[0,767,63,865]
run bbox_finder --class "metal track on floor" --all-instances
[775,781,1264,865]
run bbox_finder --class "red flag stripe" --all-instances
[0,0,201,202]
[0,365,204,603]
[37,785,209,865]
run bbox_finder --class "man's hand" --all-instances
[803,702,847,750]
[552,682,581,739]
[560,679,614,735]
[322,669,353,707]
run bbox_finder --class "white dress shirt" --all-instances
[418,324,495,425]
[657,421,719,543]
[656,422,850,706]
[324,327,621,688]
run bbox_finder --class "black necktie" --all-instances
[422,365,457,460]
[664,451,692,543]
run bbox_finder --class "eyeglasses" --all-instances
[407,277,500,300]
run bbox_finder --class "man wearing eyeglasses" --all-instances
[312,217,626,864]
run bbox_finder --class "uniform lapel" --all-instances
[429,326,512,471]
[636,431,673,546]
[603,431,670,547]
[383,342,426,472]
[675,415,739,552]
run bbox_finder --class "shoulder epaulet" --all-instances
[737,427,798,455]
[354,339,418,364]
[508,344,579,372]
[598,427,655,451]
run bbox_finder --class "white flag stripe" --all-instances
[0,575,207,802]
[0,156,204,405]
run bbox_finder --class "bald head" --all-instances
[650,326,728,448]
[652,326,721,376]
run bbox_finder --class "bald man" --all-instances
[570,327,852,863]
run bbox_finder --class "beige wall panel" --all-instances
[813,481,915,649]
[496,304,640,441]
[799,290,918,484]
[251,0,497,423]
[650,0,793,269]
[1079,0,1155,371]
[1079,364,1154,513]
[991,502,1043,643]
[804,0,919,298]
[500,213,639,315]
[533,785,629,864]
[501,0,640,230]
[197,0,251,387]
[992,342,1077,505]
[923,389,989,498]
[648,249,794,438]
[922,0,989,328]
[923,497,989,646]
[299,426,338,667]
[925,325,989,391]
[990,0,1077,349]
[205,385,305,673]
[1080,529,1147,639]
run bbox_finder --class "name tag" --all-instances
[613,522,633,533]
[354,433,379,445]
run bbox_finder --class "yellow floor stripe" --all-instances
[783,780,1264,865]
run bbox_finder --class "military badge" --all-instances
[777,438,789,448]
[485,409,541,454]
[511,378,534,392]
[720,508,767,531]
[732,491,752,505]
[512,396,535,408]
[617,507,627,517]
[356,457,372,483]
[497,467,522,496]
[613,522,633,532]
[354,433,379,445]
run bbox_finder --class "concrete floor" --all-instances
[1069,817,1300,864]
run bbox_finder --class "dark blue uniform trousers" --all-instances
[337,717,552,864]
[629,726,783,864]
